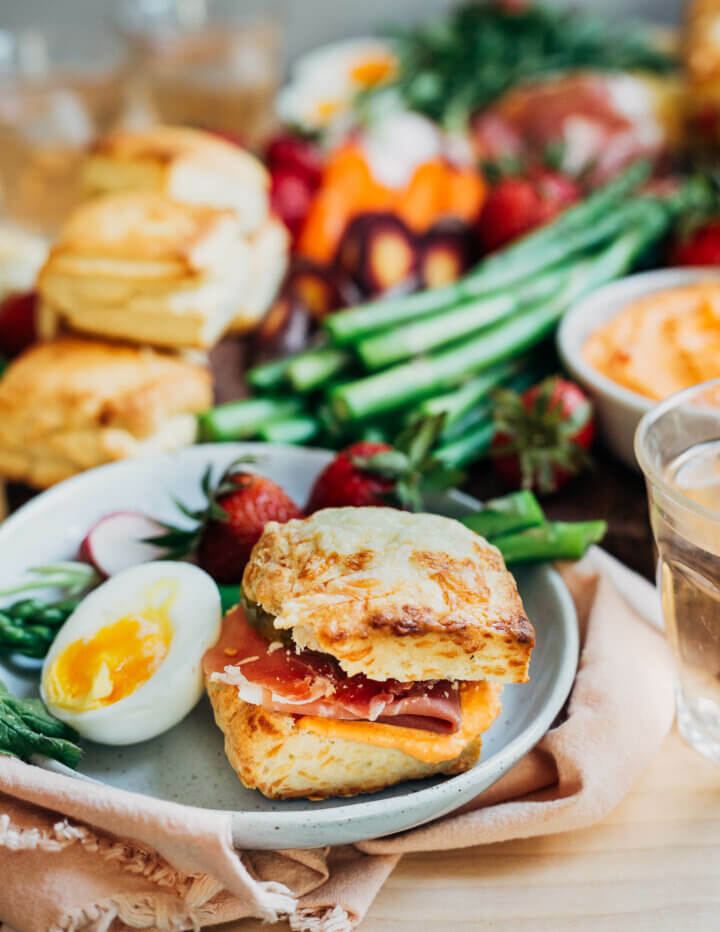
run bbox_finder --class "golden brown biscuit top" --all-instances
[0,338,211,437]
[43,192,236,268]
[89,125,268,187]
[243,507,533,660]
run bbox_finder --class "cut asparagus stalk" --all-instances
[287,346,353,393]
[357,292,517,370]
[331,214,667,422]
[416,358,529,425]
[246,355,296,391]
[491,521,607,563]
[431,421,494,468]
[323,162,650,343]
[331,286,572,422]
[359,263,571,370]
[247,341,330,391]
[199,397,304,441]
[259,415,320,444]
[462,490,545,539]
[439,402,491,442]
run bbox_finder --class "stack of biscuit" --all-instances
[39,126,289,347]
[0,126,289,489]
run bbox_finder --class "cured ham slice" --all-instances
[203,604,462,734]
[472,72,679,184]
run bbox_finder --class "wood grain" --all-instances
[219,729,720,932]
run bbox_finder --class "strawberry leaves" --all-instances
[490,376,594,494]
[145,457,256,558]
[351,414,464,510]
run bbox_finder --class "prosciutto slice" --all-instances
[203,604,462,734]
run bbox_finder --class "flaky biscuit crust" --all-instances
[86,125,268,189]
[38,191,236,273]
[243,508,534,684]
[0,339,210,487]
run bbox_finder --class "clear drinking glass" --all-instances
[635,379,720,764]
[114,0,286,146]
[0,25,129,235]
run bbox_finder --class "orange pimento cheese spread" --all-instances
[583,282,720,400]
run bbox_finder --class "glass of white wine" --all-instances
[635,379,720,764]
[0,25,129,236]
[113,0,286,147]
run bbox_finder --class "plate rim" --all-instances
[0,443,579,847]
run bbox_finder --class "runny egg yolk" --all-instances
[45,582,176,713]
[350,55,395,87]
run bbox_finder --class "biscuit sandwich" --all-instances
[204,507,534,800]
[83,125,269,236]
[0,338,211,488]
[37,192,252,349]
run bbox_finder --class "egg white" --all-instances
[41,561,221,745]
[276,38,395,132]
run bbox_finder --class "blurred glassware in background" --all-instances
[113,0,286,147]
[636,380,720,765]
[0,24,129,235]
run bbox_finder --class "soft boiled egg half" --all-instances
[41,562,221,745]
[275,38,397,134]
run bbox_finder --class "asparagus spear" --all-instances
[286,346,353,393]
[357,293,517,370]
[246,341,332,392]
[492,521,607,563]
[356,259,577,369]
[246,355,295,391]
[415,358,529,426]
[462,490,545,539]
[259,415,320,444]
[324,161,650,343]
[198,397,305,441]
[439,402,491,442]
[331,212,666,422]
[0,681,82,768]
[432,421,494,468]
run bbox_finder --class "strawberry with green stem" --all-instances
[150,458,302,583]
[490,377,595,495]
[306,415,464,513]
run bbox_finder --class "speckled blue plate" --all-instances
[0,444,578,849]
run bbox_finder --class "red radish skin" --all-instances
[80,511,171,577]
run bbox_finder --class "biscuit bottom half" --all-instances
[207,679,503,800]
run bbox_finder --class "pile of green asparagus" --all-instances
[0,680,82,767]
[0,562,98,660]
[199,162,706,468]
[463,489,606,563]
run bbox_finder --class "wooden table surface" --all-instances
[5,343,714,931]
[227,729,720,932]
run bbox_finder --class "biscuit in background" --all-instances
[38,192,252,350]
[83,125,269,237]
[0,338,211,489]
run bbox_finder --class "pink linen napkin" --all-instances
[0,548,675,932]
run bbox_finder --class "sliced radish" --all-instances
[79,511,173,577]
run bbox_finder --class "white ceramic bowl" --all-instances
[557,267,720,469]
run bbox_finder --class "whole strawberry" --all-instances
[478,170,581,252]
[491,377,594,495]
[307,442,395,512]
[0,290,36,358]
[306,417,461,513]
[151,460,302,583]
[669,218,720,266]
